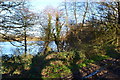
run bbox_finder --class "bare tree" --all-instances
[0,0,35,55]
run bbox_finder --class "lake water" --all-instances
[0,41,57,56]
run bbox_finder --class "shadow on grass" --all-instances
[28,52,67,79]
[68,51,83,80]
[2,51,84,79]
[27,51,83,79]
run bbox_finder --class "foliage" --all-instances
[1,54,33,74]
[90,54,110,61]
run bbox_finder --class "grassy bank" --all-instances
[2,50,120,79]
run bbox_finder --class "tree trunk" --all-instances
[23,25,27,56]
[117,2,120,46]
[64,0,69,32]
[118,2,120,24]
[74,0,77,24]
[82,2,88,27]
[43,41,49,54]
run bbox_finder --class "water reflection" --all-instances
[0,41,57,55]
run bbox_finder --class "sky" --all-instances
[29,0,63,12]
[29,0,119,12]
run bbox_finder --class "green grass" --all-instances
[41,51,96,79]
[2,51,115,79]
[41,60,71,78]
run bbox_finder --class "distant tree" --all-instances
[38,7,65,53]
[53,11,65,52]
